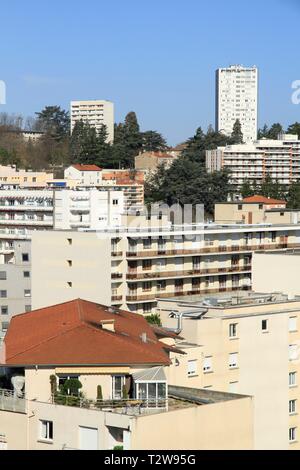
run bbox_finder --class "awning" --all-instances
[132,366,166,382]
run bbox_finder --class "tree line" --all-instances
[0,107,168,174]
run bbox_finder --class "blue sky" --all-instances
[0,0,299,144]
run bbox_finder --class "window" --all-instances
[25,306,31,313]
[0,291,7,298]
[40,420,53,441]
[143,282,152,292]
[289,427,297,443]
[67,260,73,267]
[0,272,6,280]
[112,376,125,399]
[229,352,238,369]
[203,357,212,373]
[157,280,166,291]
[1,306,8,315]
[143,303,152,314]
[229,323,238,338]
[142,260,152,271]
[23,271,30,278]
[289,400,297,415]
[271,232,276,243]
[289,372,297,387]
[67,238,72,246]
[67,282,73,288]
[238,204,243,210]
[24,290,31,297]
[289,317,297,332]
[290,343,299,361]
[113,199,119,206]
[262,319,268,332]
[1,322,9,331]
[143,238,152,250]
[259,204,263,210]
[188,360,198,376]
[22,253,29,262]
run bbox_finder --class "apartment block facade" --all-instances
[159,293,300,449]
[216,65,258,143]
[31,219,300,315]
[0,299,254,450]
[206,134,300,189]
[70,100,114,143]
[0,241,31,338]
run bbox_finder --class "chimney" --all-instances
[100,319,115,333]
[141,333,147,343]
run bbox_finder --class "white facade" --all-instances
[70,100,114,143]
[216,65,258,143]
[64,166,103,187]
[206,134,300,188]
[54,189,124,230]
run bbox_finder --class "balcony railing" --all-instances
[125,242,296,258]
[126,286,251,302]
[0,389,26,413]
[52,394,167,415]
[126,265,252,280]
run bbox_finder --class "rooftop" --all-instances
[71,165,102,172]
[242,195,286,205]
[2,299,172,367]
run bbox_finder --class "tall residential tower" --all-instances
[70,100,114,143]
[216,65,258,143]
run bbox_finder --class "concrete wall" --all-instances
[130,396,254,450]
[31,231,112,310]
[253,252,300,298]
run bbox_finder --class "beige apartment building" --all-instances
[70,100,114,143]
[158,292,300,450]
[135,151,178,174]
[0,299,253,450]
[0,165,53,188]
[206,133,300,189]
[31,215,300,315]
[215,196,291,224]
[252,251,300,298]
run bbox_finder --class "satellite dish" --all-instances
[11,376,25,398]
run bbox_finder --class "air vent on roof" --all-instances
[140,333,148,343]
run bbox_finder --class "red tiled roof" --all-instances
[242,195,286,204]
[3,299,171,367]
[72,164,101,172]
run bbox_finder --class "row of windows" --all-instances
[0,290,31,299]
[229,316,298,338]
[187,353,239,376]
[0,271,30,280]
[1,305,31,316]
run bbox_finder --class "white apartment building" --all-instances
[31,217,300,315]
[70,100,114,143]
[158,292,300,449]
[216,65,258,143]
[206,133,300,188]
[54,189,124,230]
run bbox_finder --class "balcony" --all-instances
[52,394,167,415]
[0,219,53,226]
[126,243,297,259]
[126,265,252,281]
[111,273,123,279]
[0,389,26,414]
[111,295,122,302]
[126,286,251,302]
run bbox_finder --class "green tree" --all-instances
[35,106,70,139]
[240,179,253,198]
[141,131,167,152]
[257,124,269,139]
[146,314,162,327]
[231,119,243,144]
[287,181,300,209]
[287,122,300,138]
[267,123,284,140]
